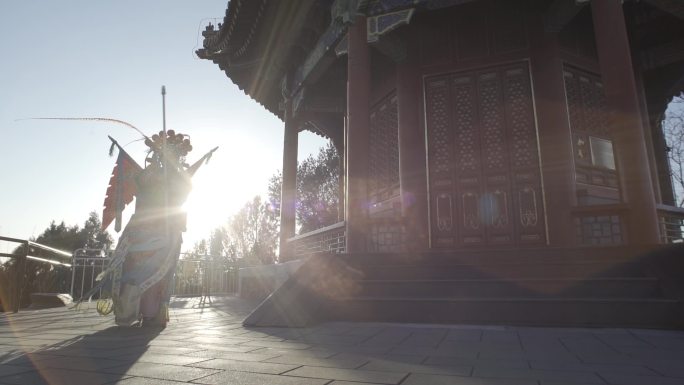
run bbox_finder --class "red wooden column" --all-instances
[346,17,371,253]
[279,99,298,260]
[630,41,663,204]
[396,38,428,250]
[528,17,575,246]
[590,0,660,244]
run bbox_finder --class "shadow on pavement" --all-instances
[0,326,162,385]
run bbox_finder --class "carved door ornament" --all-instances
[462,192,480,229]
[519,187,538,227]
[436,193,453,232]
[490,190,509,228]
[576,137,586,159]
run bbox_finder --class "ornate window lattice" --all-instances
[369,93,399,202]
[564,66,620,201]
[452,77,478,173]
[564,68,612,151]
[426,80,452,175]
[506,69,537,169]
[479,73,506,172]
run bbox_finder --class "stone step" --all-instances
[328,297,683,329]
[243,246,684,328]
[360,261,644,280]
[343,246,653,266]
[357,277,662,299]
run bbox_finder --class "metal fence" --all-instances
[69,251,240,300]
[70,248,110,300]
[173,255,239,296]
[0,235,73,312]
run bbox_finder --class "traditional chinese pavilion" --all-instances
[198,0,684,328]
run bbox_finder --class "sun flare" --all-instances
[180,132,279,250]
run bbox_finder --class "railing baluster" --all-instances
[286,221,346,259]
[657,204,684,243]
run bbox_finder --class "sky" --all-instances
[0,1,326,255]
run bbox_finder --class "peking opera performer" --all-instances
[81,130,217,327]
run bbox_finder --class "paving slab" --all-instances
[0,365,33,378]
[184,349,281,361]
[266,353,370,368]
[284,365,408,384]
[0,368,127,385]
[599,373,684,385]
[112,378,195,385]
[360,359,471,376]
[104,361,220,381]
[251,346,339,358]
[529,360,658,376]
[472,366,606,384]
[402,373,537,385]
[329,382,382,385]
[13,355,136,371]
[189,358,300,374]
[117,352,211,365]
[425,356,531,369]
[2,296,684,385]
[193,370,329,385]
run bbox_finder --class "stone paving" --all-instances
[1,297,683,385]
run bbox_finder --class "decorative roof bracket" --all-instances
[335,34,349,57]
[367,8,415,43]
[292,87,306,117]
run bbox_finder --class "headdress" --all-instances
[144,129,193,169]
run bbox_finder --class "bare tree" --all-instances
[664,96,684,207]
[268,141,340,234]
[228,196,278,265]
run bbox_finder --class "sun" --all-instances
[180,132,279,251]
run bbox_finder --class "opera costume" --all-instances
[79,130,216,327]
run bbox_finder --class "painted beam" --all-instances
[644,0,684,20]
[290,0,475,98]
[642,39,684,71]
[543,0,590,33]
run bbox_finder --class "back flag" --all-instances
[102,139,142,232]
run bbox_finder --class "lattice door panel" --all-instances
[425,77,456,247]
[369,93,400,203]
[426,63,546,248]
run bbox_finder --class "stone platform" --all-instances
[1,296,683,385]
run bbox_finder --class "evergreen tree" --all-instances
[1,212,112,307]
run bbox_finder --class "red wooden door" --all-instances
[425,63,546,248]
